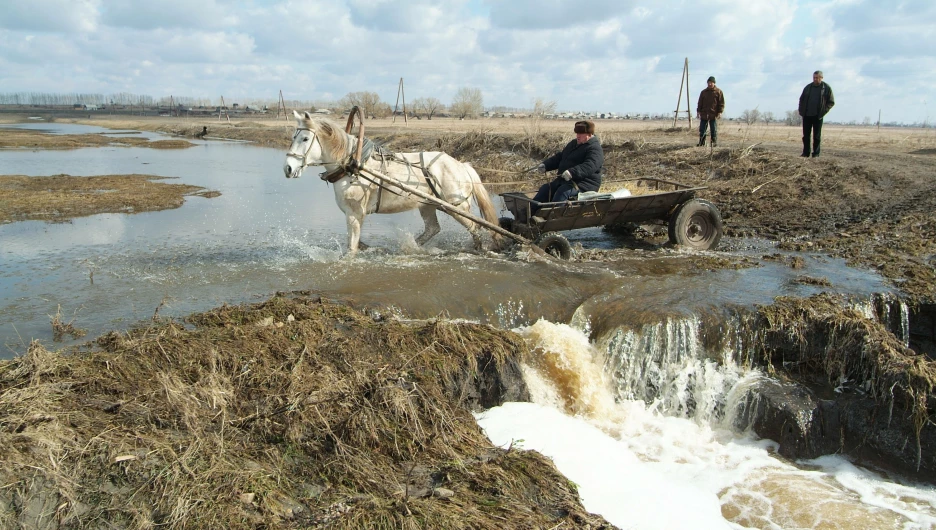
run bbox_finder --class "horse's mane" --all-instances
[300,116,352,160]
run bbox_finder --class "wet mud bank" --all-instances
[736,293,936,482]
[0,295,613,529]
[0,174,218,224]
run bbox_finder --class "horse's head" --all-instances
[284,110,325,179]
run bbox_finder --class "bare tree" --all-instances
[784,110,803,126]
[372,102,393,119]
[411,97,443,120]
[521,97,558,154]
[339,91,383,118]
[741,108,761,126]
[450,87,484,119]
[761,111,775,125]
[525,97,557,135]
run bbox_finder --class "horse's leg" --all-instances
[415,205,441,246]
[345,212,365,255]
[449,203,485,250]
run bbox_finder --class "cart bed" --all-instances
[500,177,706,233]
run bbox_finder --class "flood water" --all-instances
[2,123,933,529]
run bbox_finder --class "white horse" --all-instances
[283,110,502,255]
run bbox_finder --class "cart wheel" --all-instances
[668,199,723,250]
[535,232,573,260]
[498,217,514,231]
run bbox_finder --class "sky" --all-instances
[0,0,934,124]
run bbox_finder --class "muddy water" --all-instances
[0,123,889,356]
[3,123,929,529]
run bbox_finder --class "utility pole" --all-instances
[392,78,407,124]
[219,96,231,122]
[672,58,692,129]
[276,90,288,121]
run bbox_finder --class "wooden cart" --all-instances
[498,177,723,259]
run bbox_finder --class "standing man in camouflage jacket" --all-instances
[696,76,725,147]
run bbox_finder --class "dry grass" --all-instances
[0,295,613,529]
[38,114,936,157]
[48,305,87,342]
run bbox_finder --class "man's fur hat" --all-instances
[574,120,595,135]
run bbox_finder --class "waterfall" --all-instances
[854,292,911,346]
[598,313,752,425]
[491,295,936,529]
[580,292,911,430]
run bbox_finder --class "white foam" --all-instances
[476,402,736,530]
[477,318,936,529]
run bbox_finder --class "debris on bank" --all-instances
[0,294,615,529]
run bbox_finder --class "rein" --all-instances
[290,107,472,211]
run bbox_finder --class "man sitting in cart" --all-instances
[532,120,604,209]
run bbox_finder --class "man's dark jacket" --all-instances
[543,136,604,192]
[798,81,835,118]
[697,86,725,120]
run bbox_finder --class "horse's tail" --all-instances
[464,163,505,249]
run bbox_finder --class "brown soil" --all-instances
[0,174,218,224]
[0,295,613,529]
[0,127,194,149]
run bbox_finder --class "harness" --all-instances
[285,126,322,173]
[287,107,469,213]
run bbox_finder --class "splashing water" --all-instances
[476,319,936,530]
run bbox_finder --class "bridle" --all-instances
[285,127,321,173]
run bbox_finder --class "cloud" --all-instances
[347,0,447,32]
[132,30,258,64]
[99,0,238,30]
[0,0,933,124]
[0,0,99,33]
[486,0,635,29]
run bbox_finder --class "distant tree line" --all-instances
[0,92,322,110]
[0,92,156,106]
[335,88,483,120]
[0,88,486,120]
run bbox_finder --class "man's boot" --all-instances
[711,136,717,148]
[698,135,706,147]
[801,138,810,157]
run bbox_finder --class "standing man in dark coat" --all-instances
[696,76,725,147]
[533,120,604,207]
[798,70,835,157]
